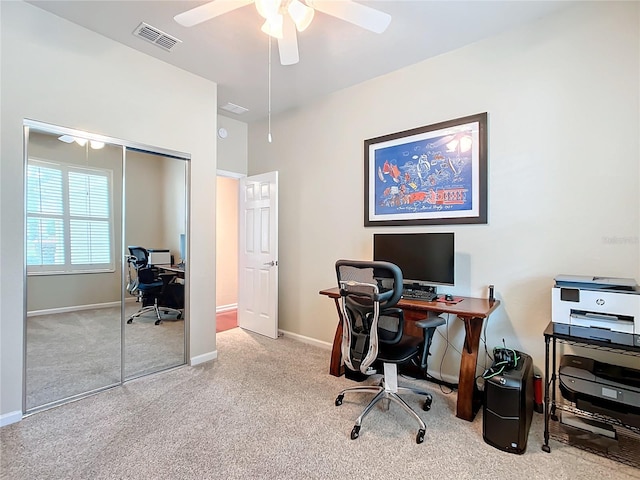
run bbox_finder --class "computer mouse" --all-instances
[444,294,454,301]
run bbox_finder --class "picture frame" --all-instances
[364,112,488,227]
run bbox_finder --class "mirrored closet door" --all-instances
[123,148,187,380]
[24,121,188,413]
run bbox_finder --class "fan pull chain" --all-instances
[268,36,273,143]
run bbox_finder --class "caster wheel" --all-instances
[423,395,432,411]
[542,445,551,453]
[416,429,425,444]
[127,318,133,324]
[177,313,182,320]
[335,394,344,406]
[155,319,161,325]
[350,425,360,440]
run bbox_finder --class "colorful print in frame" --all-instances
[364,112,487,226]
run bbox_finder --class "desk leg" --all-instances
[456,316,483,421]
[329,298,345,377]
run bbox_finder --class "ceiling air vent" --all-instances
[220,103,249,115]
[133,22,181,51]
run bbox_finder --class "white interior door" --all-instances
[238,171,279,338]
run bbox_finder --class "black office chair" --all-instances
[334,259,439,444]
[126,246,182,325]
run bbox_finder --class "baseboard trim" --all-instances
[426,371,459,386]
[278,329,332,350]
[28,298,136,317]
[0,410,22,427]
[191,350,218,366]
[216,304,237,314]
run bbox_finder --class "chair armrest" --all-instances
[415,316,446,330]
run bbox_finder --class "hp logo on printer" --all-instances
[596,298,605,306]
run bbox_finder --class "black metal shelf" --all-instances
[542,322,640,468]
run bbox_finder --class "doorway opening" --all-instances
[216,173,240,333]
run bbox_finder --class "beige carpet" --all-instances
[2,328,639,480]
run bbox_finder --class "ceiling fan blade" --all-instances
[306,0,391,33]
[278,16,299,66]
[174,0,253,27]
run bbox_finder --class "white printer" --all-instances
[551,275,640,346]
[147,248,172,266]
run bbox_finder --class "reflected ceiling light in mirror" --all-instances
[58,135,105,149]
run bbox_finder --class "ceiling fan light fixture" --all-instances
[75,138,88,147]
[288,0,314,32]
[261,14,284,39]
[255,0,282,19]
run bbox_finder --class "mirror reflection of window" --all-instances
[27,159,115,274]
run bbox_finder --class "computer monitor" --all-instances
[179,233,186,265]
[373,232,454,287]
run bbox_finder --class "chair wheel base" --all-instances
[155,319,161,325]
[423,395,432,411]
[416,429,425,444]
[127,318,133,324]
[350,425,360,440]
[335,394,344,406]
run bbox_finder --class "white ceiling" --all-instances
[27,1,572,124]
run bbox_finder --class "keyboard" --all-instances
[402,289,437,302]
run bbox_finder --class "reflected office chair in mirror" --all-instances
[126,246,183,326]
[334,259,437,444]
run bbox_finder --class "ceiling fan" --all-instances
[174,0,392,66]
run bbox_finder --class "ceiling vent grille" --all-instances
[220,103,249,115]
[133,22,181,51]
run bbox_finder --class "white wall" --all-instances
[0,2,218,422]
[218,116,248,174]
[248,2,640,380]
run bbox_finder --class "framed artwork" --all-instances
[364,112,488,226]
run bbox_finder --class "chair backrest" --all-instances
[137,266,158,285]
[335,259,403,374]
[128,246,149,270]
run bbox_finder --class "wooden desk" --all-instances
[158,264,185,278]
[319,287,500,421]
